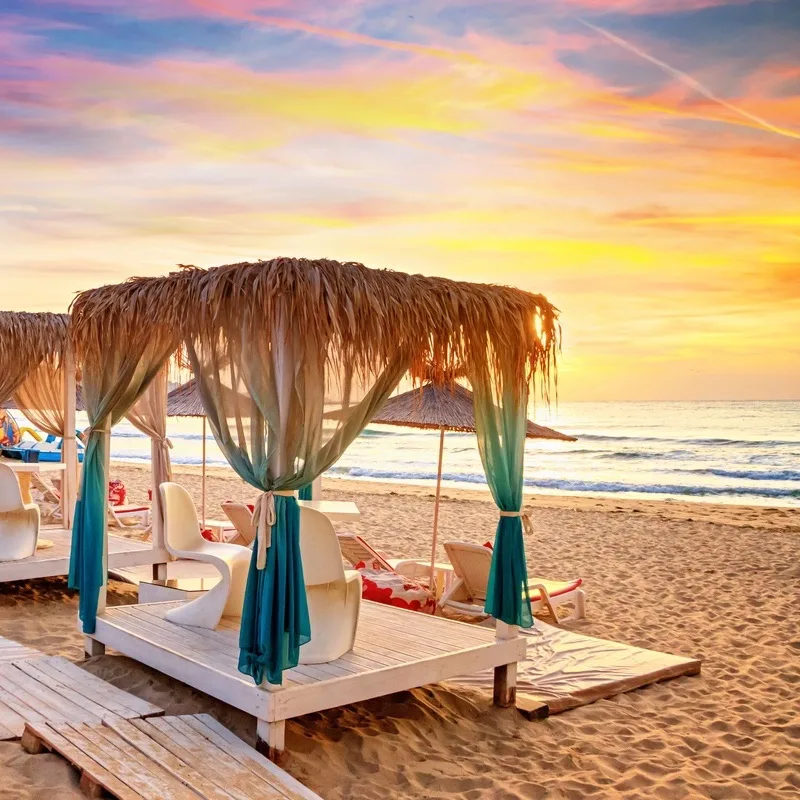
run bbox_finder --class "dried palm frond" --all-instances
[71,258,560,400]
[0,311,71,401]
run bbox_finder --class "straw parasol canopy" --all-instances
[166,378,204,417]
[374,383,575,440]
[2,384,84,412]
[71,258,560,399]
[371,381,576,588]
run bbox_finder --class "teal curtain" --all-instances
[186,315,410,686]
[471,373,533,628]
[298,483,313,501]
[69,341,175,634]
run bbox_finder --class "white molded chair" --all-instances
[159,482,251,629]
[440,541,586,623]
[298,506,361,664]
[0,464,40,561]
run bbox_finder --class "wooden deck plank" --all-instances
[0,528,168,583]
[25,715,321,800]
[55,721,200,800]
[182,715,320,800]
[22,721,145,800]
[14,660,129,723]
[0,664,101,726]
[27,658,146,719]
[0,635,42,663]
[106,719,236,800]
[145,717,276,800]
[33,657,163,719]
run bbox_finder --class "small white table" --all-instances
[0,458,65,504]
[297,500,360,522]
[201,518,237,542]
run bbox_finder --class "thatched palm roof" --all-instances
[166,379,205,417]
[0,311,71,376]
[71,258,559,398]
[374,383,575,440]
[2,384,84,412]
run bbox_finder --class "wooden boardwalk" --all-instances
[0,634,41,664]
[0,656,163,740]
[0,528,168,583]
[90,599,527,756]
[23,714,322,799]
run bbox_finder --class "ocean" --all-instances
[67,399,799,508]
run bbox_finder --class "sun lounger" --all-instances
[440,541,586,623]
[336,532,423,576]
[220,501,257,546]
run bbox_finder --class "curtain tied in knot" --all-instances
[252,490,294,570]
[156,436,173,449]
[498,509,534,537]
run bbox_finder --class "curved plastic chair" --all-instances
[159,482,251,629]
[0,464,40,561]
[298,506,361,664]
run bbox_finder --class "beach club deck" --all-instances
[0,528,169,584]
[87,600,528,758]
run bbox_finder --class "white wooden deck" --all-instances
[90,600,527,757]
[0,529,169,584]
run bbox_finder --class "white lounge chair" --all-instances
[336,532,425,578]
[159,482,251,629]
[0,464,40,561]
[221,501,257,546]
[440,541,586,623]
[298,506,361,664]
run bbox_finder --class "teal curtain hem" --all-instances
[68,431,107,634]
[238,495,311,685]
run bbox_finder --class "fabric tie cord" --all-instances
[252,490,294,569]
[498,509,534,537]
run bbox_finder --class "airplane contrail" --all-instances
[577,17,800,141]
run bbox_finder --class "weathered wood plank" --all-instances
[185,715,320,800]
[55,721,199,800]
[22,721,144,800]
[144,716,274,800]
[105,718,235,800]
[38,657,163,719]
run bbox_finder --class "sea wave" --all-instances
[675,467,800,482]
[572,433,800,447]
[326,465,800,499]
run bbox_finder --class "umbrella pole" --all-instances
[429,427,445,592]
[201,416,207,527]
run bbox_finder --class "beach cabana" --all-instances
[372,381,576,587]
[0,311,168,583]
[69,258,559,758]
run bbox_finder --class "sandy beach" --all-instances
[1,463,797,799]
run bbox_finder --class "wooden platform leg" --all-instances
[79,771,103,798]
[493,662,518,708]
[256,718,285,763]
[152,562,168,584]
[84,636,105,657]
[21,727,46,755]
[493,620,518,708]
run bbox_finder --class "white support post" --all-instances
[493,621,518,708]
[97,428,110,618]
[150,368,168,582]
[61,343,78,529]
[256,718,286,762]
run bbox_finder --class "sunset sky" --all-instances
[1,0,798,401]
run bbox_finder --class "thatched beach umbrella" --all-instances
[166,379,209,524]
[372,382,576,588]
[2,384,85,412]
